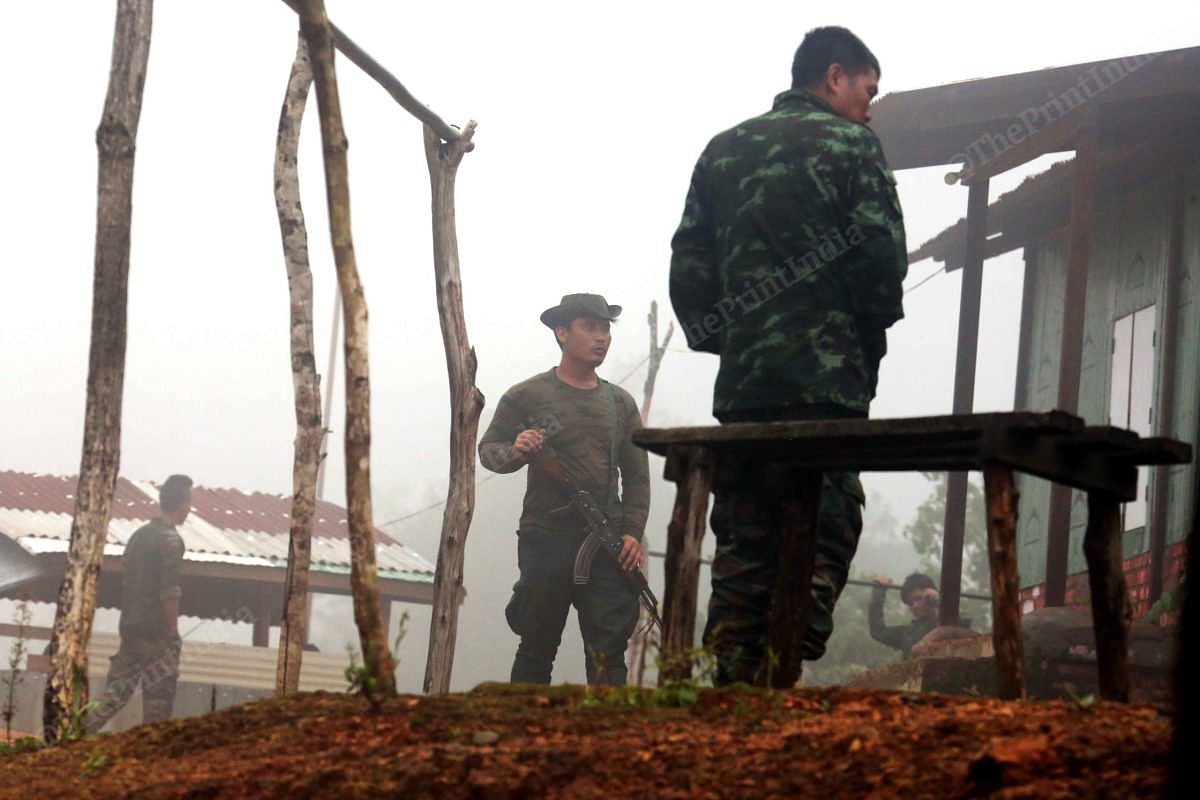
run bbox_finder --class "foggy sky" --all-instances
[2,1,1197,691]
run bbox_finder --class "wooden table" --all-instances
[633,411,1190,700]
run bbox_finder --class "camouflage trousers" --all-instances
[86,635,181,734]
[703,405,866,686]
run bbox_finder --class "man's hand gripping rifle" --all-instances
[532,450,664,635]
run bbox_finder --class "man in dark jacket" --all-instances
[670,26,907,684]
[868,573,941,659]
[88,474,191,732]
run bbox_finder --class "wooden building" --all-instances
[0,470,435,731]
[871,46,1200,621]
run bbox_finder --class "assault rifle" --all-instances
[532,450,664,634]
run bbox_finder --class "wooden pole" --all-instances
[660,448,714,681]
[1083,490,1132,701]
[941,178,989,627]
[983,464,1025,700]
[1170,430,1200,796]
[42,0,153,742]
[1148,172,1185,605]
[297,0,395,697]
[273,34,322,695]
[277,0,461,144]
[421,123,485,696]
[756,469,823,689]
[632,301,673,686]
[639,301,674,426]
[1046,125,1099,607]
[1012,246,1039,411]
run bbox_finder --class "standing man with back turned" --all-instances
[669,27,908,685]
[479,294,651,686]
[88,474,191,732]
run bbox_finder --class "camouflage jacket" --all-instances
[478,369,651,541]
[119,518,185,639]
[670,89,908,416]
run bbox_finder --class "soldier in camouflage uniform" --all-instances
[669,27,907,684]
[479,294,651,686]
[87,475,191,732]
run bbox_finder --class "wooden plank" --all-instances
[756,469,823,688]
[983,464,1025,700]
[640,413,1184,497]
[660,447,715,681]
[982,428,1140,501]
[635,411,1082,454]
[1083,491,1132,702]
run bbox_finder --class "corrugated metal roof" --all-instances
[0,471,434,583]
[871,46,1200,170]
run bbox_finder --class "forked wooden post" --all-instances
[660,446,715,680]
[1083,490,1132,702]
[422,122,485,696]
[757,469,823,688]
[982,463,1025,699]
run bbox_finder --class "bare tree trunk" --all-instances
[297,0,395,697]
[42,0,154,742]
[422,123,484,696]
[273,35,321,697]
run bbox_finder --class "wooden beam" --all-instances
[252,603,271,648]
[1045,123,1099,608]
[1171,410,1200,795]
[660,448,715,681]
[276,0,462,143]
[952,116,1079,185]
[1148,172,1187,605]
[983,464,1025,699]
[941,178,989,626]
[1083,490,1132,701]
[1012,245,1039,410]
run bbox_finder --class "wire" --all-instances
[378,355,652,529]
[902,264,947,297]
[378,261,953,530]
[614,354,651,385]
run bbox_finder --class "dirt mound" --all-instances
[0,685,1169,798]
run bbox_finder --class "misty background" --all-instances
[2,2,1197,691]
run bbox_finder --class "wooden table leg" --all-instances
[661,447,715,681]
[1083,490,1131,702]
[983,464,1025,700]
[757,469,823,689]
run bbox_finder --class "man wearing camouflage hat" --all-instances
[669,26,908,684]
[479,294,651,686]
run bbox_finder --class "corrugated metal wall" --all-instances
[1015,157,1200,588]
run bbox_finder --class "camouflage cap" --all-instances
[539,293,622,329]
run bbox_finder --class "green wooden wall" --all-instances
[1014,160,1200,588]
